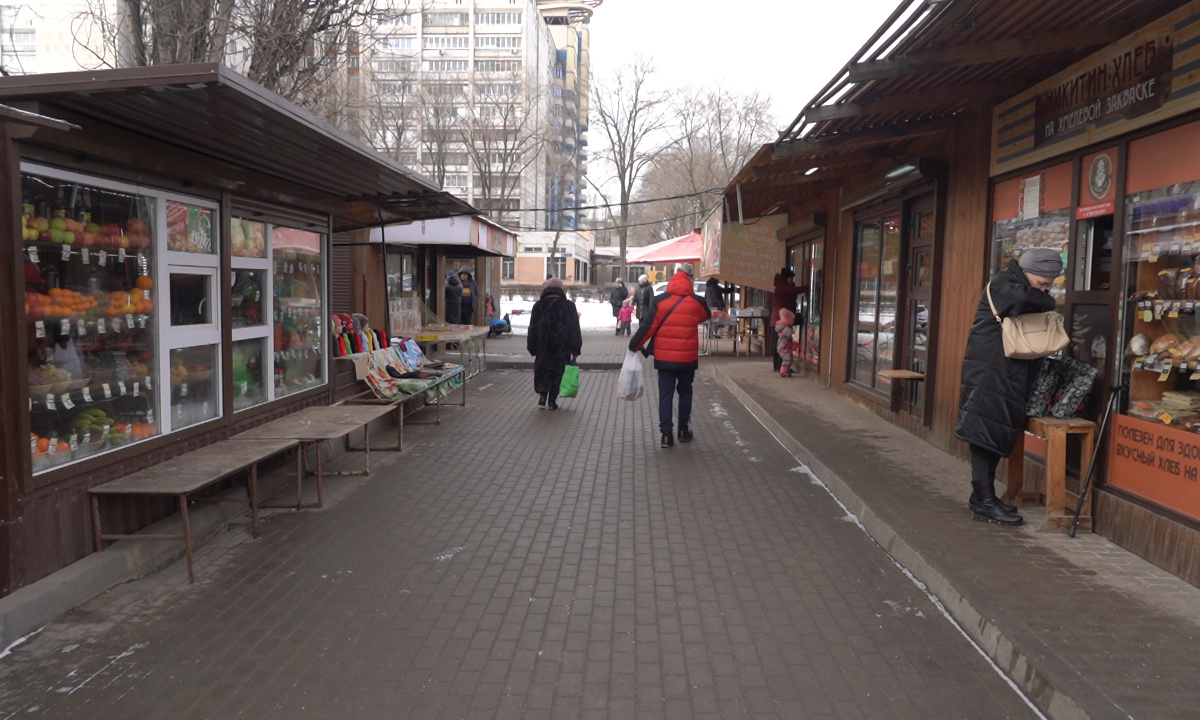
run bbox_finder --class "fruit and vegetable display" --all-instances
[23,174,158,472]
[273,241,324,397]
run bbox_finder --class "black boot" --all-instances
[969,479,1023,526]
[970,491,1017,514]
[538,392,547,408]
[547,394,558,410]
[677,424,693,443]
[660,431,674,448]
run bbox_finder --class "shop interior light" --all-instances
[886,164,916,179]
[805,167,820,176]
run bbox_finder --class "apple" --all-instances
[115,234,130,249]
[82,232,96,246]
[62,231,75,244]
[48,228,65,243]
[33,217,48,231]
[49,217,66,231]
[137,233,150,249]
[102,223,120,236]
[23,227,37,241]
[85,222,100,234]
[38,230,50,242]
[126,218,145,235]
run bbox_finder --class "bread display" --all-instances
[1150,333,1182,354]
[1127,333,1151,356]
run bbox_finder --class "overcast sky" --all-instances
[586,0,903,133]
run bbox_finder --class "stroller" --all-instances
[488,313,512,338]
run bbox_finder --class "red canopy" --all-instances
[626,231,702,264]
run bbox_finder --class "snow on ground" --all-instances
[500,297,620,335]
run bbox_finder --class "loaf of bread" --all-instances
[1179,336,1200,362]
[1150,333,1181,354]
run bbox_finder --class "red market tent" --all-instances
[626,231,702,265]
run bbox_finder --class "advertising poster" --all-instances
[699,203,723,279]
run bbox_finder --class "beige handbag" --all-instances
[986,283,1069,359]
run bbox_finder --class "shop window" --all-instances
[273,226,325,397]
[788,238,823,368]
[546,255,566,279]
[21,170,160,476]
[851,214,901,393]
[169,344,218,429]
[232,338,268,411]
[990,161,1072,306]
[231,217,271,412]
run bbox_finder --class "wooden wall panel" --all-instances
[1096,490,1200,589]
[931,106,994,461]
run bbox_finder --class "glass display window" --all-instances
[787,238,823,367]
[272,226,325,397]
[231,269,267,328]
[166,201,215,255]
[232,339,268,411]
[22,168,160,475]
[169,269,215,327]
[169,345,219,429]
[851,214,900,392]
[232,218,267,259]
[990,161,1073,306]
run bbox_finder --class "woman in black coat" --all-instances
[527,278,583,410]
[955,247,1062,526]
[609,279,629,333]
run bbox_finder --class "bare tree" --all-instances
[69,0,387,119]
[461,72,552,228]
[589,58,672,280]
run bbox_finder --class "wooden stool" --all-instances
[1006,417,1096,533]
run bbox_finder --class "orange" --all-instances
[55,441,71,453]
[36,438,49,454]
[135,276,153,290]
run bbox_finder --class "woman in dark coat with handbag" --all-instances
[527,277,583,410]
[955,247,1062,526]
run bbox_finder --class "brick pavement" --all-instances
[0,357,1037,720]
[712,359,1200,720]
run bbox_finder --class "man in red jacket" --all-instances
[629,264,712,448]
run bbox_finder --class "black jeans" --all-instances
[969,444,1002,485]
[657,367,696,434]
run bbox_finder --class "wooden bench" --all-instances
[88,437,301,583]
[233,402,402,509]
[342,363,468,450]
[1006,416,1096,533]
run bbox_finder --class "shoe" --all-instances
[970,492,1017,514]
[969,480,1023,526]
[660,431,674,448]
[678,425,693,443]
[780,368,792,378]
[538,393,547,407]
[548,397,558,410]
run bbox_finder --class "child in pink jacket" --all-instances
[776,308,795,377]
[617,298,634,336]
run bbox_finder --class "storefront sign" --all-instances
[991,1,1200,176]
[699,203,723,279]
[714,214,788,291]
[1109,414,1200,522]
[1034,35,1172,148]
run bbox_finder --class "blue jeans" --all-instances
[657,367,696,434]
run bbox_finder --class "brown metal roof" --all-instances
[0,64,477,232]
[727,0,1189,218]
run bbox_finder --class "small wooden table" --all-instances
[234,404,399,509]
[89,437,300,583]
[1007,416,1096,532]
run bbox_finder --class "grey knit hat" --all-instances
[679,263,694,277]
[1018,247,1064,277]
[638,274,649,283]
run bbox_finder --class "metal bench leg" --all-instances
[179,495,195,583]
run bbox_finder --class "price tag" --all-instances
[125,424,132,439]
[77,319,87,336]
[61,393,74,410]
[1172,242,1183,255]
[126,313,134,329]
[81,248,89,264]
[180,382,188,397]
[102,383,112,399]
[81,387,92,403]
[118,247,126,261]
[239,381,249,396]
[137,315,147,329]
[27,246,38,263]
[176,404,183,419]
[1154,302,1165,320]
[1162,412,1175,425]
[102,424,111,437]
[98,250,107,265]
[35,320,45,339]
[61,244,71,261]
[60,318,70,334]
[48,438,57,455]
[133,381,140,397]
[145,375,153,390]
[146,409,154,425]
[81,432,91,446]
[45,393,56,410]
[1170,347,1184,357]
[110,317,121,332]
[1133,356,1146,372]
[1149,244,1161,262]
[97,318,106,334]
[1159,360,1174,382]
[117,381,127,396]
[69,434,79,451]
[1191,369,1200,381]
[202,401,210,416]
[30,435,36,454]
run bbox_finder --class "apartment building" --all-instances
[366,0,599,232]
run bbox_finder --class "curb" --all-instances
[712,364,1088,720]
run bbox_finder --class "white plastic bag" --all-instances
[616,350,644,401]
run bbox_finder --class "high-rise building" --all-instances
[364,0,600,231]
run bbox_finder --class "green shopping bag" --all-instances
[559,364,580,398]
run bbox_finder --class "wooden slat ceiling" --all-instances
[0,64,478,232]
[727,0,1190,219]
